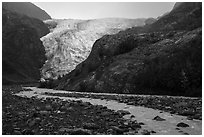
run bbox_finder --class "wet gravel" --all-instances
[3,85,145,135]
[44,91,202,120]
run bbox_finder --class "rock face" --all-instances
[2,2,51,21]
[55,2,201,97]
[144,18,157,25]
[2,8,49,84]
[41,18,147,79]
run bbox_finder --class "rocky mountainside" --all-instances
[135,2,202,33]
[54,2,202,97]
[2,2,51,21]
[2,8,49,84]
[41,18,148,79]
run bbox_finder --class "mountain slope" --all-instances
[54,2,202,97]
[2,8,49,84]
[134,2,202,33]
[2,2,51,20]
[41,18,147,79]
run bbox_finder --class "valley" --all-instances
[2,2,202,135]
[41,18,148,79]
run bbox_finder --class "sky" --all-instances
[33,2,175,19]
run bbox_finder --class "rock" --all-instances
[13,130,22,135]
[35,106,41,111]
[193,113,201,120]
[175,127,180,130]
[123,100,129,103]
[123,121,129,126]
[130,122,142,129]
[100,111,111,116]
[60,106,67,111]
[59,128,71,133]
[96,105,105,110]
[165,106,171,109]
[179,109,195,116]
[153,116,166,121]
[151,130,157,134]
[27,119,36,127]
[108,121,118,126]
[187,116,193,120]
[82,102,92,107]
[118,99,124,103]
[127,102,134,105]
[32,129,39,134]
[110,126,124,134]
[64,103,70,107]
[138,99,148,105]
[83,123,100,129]
[151,130,156,133]
[107,129,114,134]
[138,122,145,125]
[63,128,91,135]
[67,107,74,111]
[170,110,176,114]
[117,110,131,115]
[175,102,188,108]
[45,104,52,111]
[130,115,135,118]
[141,129,151,135]
[57,110,61,113]
[32,112,40,117]
[124,130,138,135]
[39,110,49,116]
[118,125,130,132]
[183,132,189,135]
[76,100,83,104]
[13,128,21,131]
[22,129,34,135]
[177,122,189,127]
[35,117,41,123]
[100,96,106,100]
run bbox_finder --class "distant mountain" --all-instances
[40,18,147,80]
[2,8,49,84]
[53,2,202,97]
[2,2,51,20]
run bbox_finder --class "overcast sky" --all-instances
[33,2,175,19]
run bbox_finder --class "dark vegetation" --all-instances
[2,8,49,84]
[133,32,202,96]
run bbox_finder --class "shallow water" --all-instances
[15,87,202,135]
